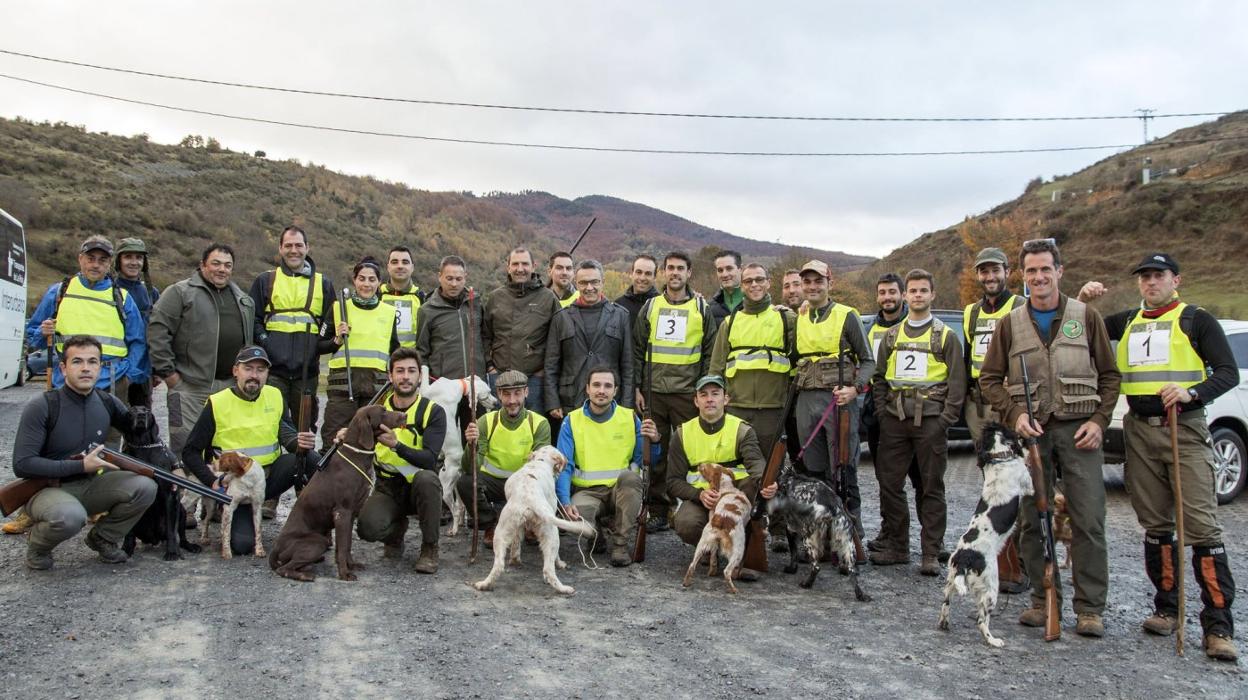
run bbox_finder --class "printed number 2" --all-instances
[902,354,917,371]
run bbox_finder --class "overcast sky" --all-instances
[2,2,1244,257]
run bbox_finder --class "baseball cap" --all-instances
[234,345,271,366]
[1130,252,1179,275]
[799,260,830,279]
[495,369,528,390]
[115,238,148,256]
[695,375,727,391]
[973,247,1008,269]
[80,236,114,256]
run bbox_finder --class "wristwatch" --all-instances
[1188,388,1200,402]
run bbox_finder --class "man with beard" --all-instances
[484,247,560,412]
[633,251,717,532]
[181,346,318,555]
[708,250,744,328]
[356,347,448,574]
[545,260,634,419]
[379,245,424,348]
[547,251,579,308]
[615,254,659,327]
[781,269,804,311]
[416,255,487,382]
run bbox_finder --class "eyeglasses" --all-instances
[742,276,768,286]
[576,278,603,288]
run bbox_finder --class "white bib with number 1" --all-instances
[1127,327,1170,367]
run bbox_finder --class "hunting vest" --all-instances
[375,394,436,482]
[380,284,421,348]
[55,276,129,357]
[479,409,544,479]
[724,306,791,377]
[1116,302,1207,396]
[1006,298,1100,423]
[881,319,951,423]
[647,294,706,366]
[329,299,396,371]
[682,414,748,489]
[963,294,1019,379]
[209,385,284,466]
[264,269,325,333]
[569,405,635,488]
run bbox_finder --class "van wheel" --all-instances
[1213,426,1246,505]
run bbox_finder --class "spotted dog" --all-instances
[419,366,498,536]
[767,462,870,601]
[938,423,1033,647]
[682,463,754,594]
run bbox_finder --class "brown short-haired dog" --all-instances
[682,463,753,594]
[269,405,407,582]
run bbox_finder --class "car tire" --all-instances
[1212,426,1246,505]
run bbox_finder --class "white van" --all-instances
[0,209,28,389]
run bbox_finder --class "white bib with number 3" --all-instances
[894,350,928,380]
[656,309,688,343]
[1127,327,1170,367]
[395,304,413,332]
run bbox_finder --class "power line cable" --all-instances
[2,72,1243,157]
[0,48,1235,124]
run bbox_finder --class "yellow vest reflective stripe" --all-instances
[329,300,396,371]
[375,394,435,482]
[885,321,951,388]
[209,385,284,466]
[380,285,421,347]
[569,405,635,487]
[725,307,790,377]
[1116,302,1207,396]
[264,270,325,332]
[558,289,580,308]
[682,414,748,489]
[479,410,543,478]
[963,295,1018,379]
[647,295,705,365]
[55,277,129,357]
[796,303,852,361]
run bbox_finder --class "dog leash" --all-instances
[797,395,840,461]
[338,443,377,491]
[558,503,602,570]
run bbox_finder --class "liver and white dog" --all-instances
[208,451,268,559]
[473,445,595,595]
[682,463,754,594]
[938,423,1033,647]
[419,366,498,536]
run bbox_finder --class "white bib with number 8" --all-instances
[656,309,688,343]
[894,350,928,380]
[1127,328,1169,367]
[395,304,413,332]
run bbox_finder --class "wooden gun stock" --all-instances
[0,478,54,517]
[631,434,651,563]
[742,437,788,572]
[1026,440,1062,642]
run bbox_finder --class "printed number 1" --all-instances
[1142,333,1152,356]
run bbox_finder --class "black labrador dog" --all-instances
[122,406,201,560]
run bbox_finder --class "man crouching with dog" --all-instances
[556,366,657,567]
[12,335,157,570]
[181,345,319,556]
[354,347,447,573]
[667,375,777,580]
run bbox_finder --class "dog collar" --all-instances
[983,449,1018,463]
[337,450,376,491]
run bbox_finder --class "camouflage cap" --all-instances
[115,237,148,256]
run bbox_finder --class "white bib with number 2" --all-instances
[1127,327,1170,367]
[894,350,928,380]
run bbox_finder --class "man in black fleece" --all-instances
[13,336,156,570]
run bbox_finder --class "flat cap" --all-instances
[494,369,528,390]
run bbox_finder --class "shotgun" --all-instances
[568,217,597,257]
[339,288,354,401]
[1,445,230,516]
[632,340,654,563]
[742,382,799,572]
[836,358,866,563]
[315,381,393,470]
[467,287,481,564]
[1020,354,1061,642]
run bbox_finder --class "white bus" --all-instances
[0,209,27,389]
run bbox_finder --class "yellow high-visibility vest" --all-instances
[479,410,546,478]
[375,394,436,482]
[682,414,748,489]
[796,302,852,362]
[329,299,396,371]
[380,284,421,348]
[647,295,705,366]
[55,276,129,357]
[558,289,580,308]
[264,270,325,333]
[209,385,284,466]
[963,295,1019,379]
[1117,302,1207,396]
[884,320,951,389]
[568,405,635,487]
[725,307,790,377]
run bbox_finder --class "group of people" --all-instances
[4,227,1238,661]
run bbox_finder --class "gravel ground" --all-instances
[1,381,1245,699]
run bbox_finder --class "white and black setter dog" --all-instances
[767,462,870,602]
[122,406,200,560]
[938,423,1033,647]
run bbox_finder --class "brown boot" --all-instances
[1075,613,1105,638]
[919,554,941,576]
[1205,634,1239,662]
[3,510,34,535]
[414,543,439,574]
[1142,611,1177,636]
[1018,602,1049,628]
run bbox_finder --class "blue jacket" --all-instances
[26,274,149,388]
[555,401,642,505]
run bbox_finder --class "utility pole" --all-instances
[1135,108,1156,143]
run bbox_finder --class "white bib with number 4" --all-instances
[894,350,928,380]
[656,309,688,343]
[974,320,995,357]
[1127,327,1170,367]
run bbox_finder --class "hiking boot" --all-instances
[414,543,439,574]
[84,529,128,564]
[3,510,34,535]
[1142,611,1178,636]
[383,538,405,559]
[25,543,53,570]
[610,546,631,568]
[866,537,887,553]
[1076,613,1105,638]
[1018,602,1049,628]
[593,534,608,555]
[999,574,1030,595]
[1204,634,1239,662]
[736,567,762,582]
[920,554,941,576]
[261,499,278,520]
[483,525,495,549]
[869,549,910,566]
[646,514,669,533]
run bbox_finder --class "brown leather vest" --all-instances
[1006,298,1100,423]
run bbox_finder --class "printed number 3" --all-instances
[665,319,677,335]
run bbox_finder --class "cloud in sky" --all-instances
[2,2,1243,257]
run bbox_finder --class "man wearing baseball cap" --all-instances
[1082,253,1240,660]
[180,345,319,555]
[459,369,553,547]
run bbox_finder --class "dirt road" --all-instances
[1,382,1244,698]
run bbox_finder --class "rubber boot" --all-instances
[1193,543,1235,639]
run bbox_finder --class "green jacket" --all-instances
[148,272,255,386]
[632,290,718,396]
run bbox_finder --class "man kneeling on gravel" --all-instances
[11,335,157,570]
